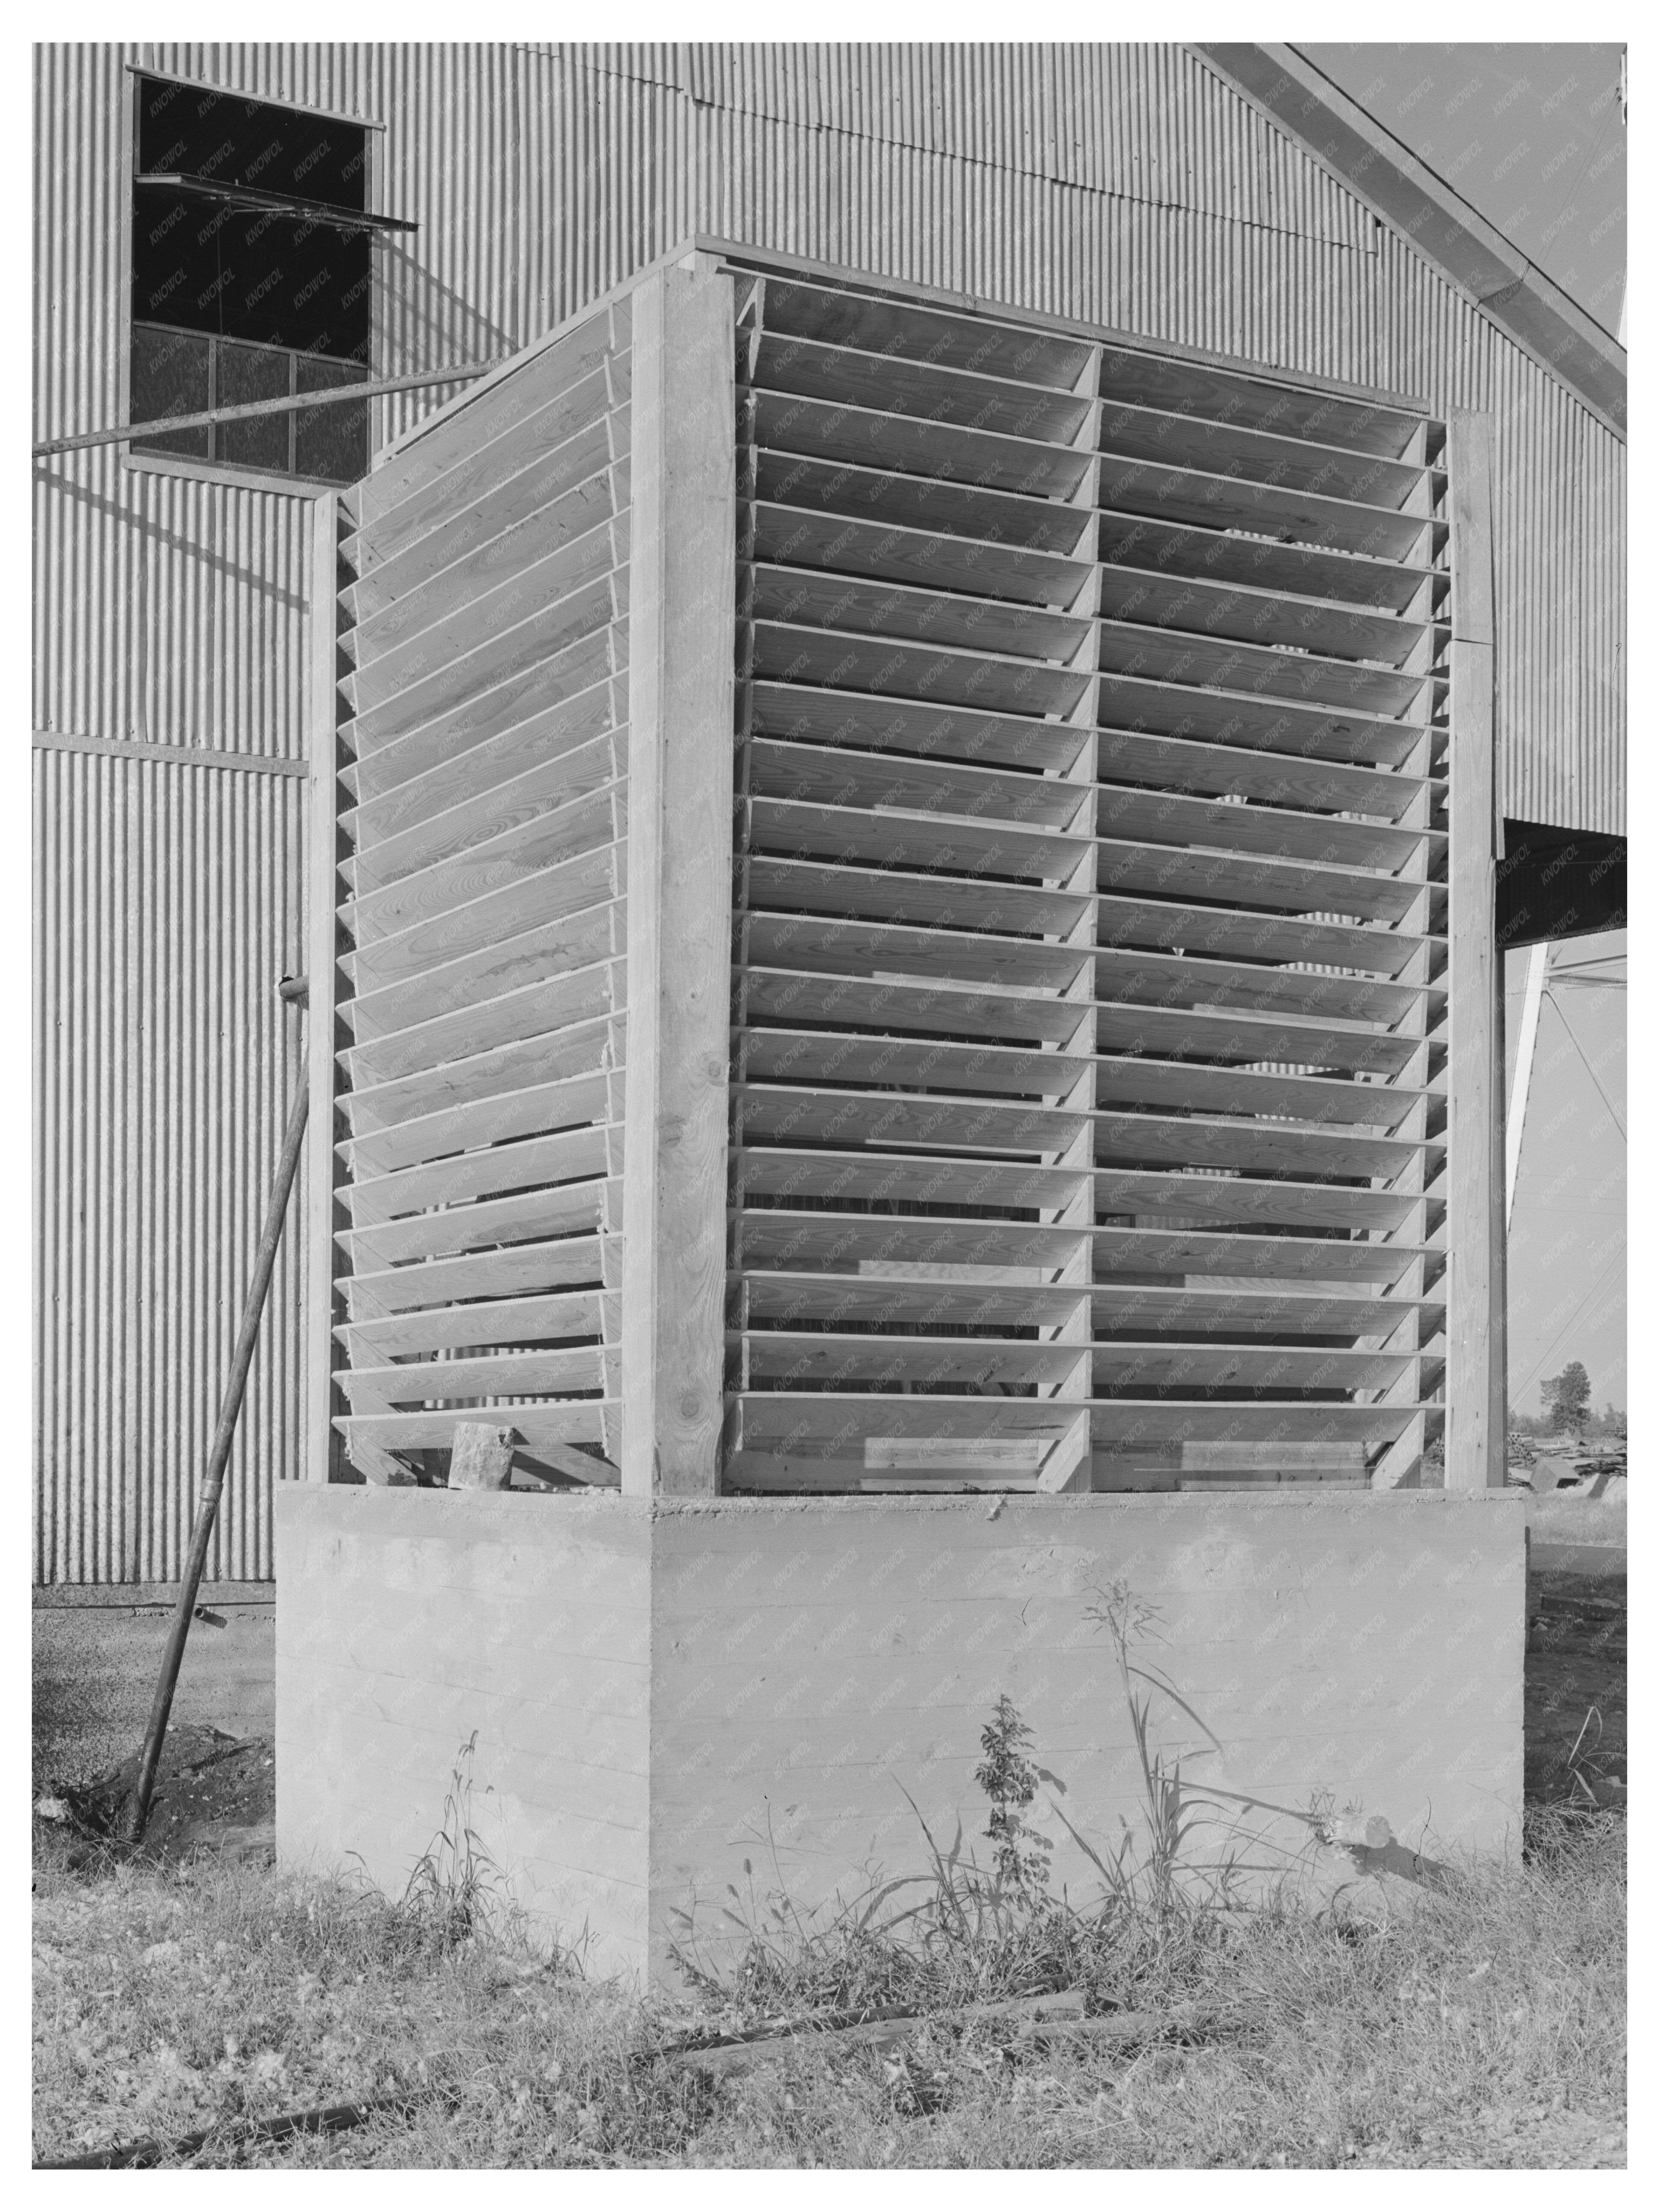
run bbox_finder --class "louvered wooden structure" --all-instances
[312,243,1502,1499]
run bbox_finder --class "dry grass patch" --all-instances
[33,1805,1624,2169]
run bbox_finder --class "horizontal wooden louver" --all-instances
[723,268,1449,1495]
[325,302,633,1487]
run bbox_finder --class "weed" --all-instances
[395,1733,503,1954]
[974,1692,1053,1898]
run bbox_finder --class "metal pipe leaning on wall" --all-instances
[121,986,313,1844]
[31,361,499,460]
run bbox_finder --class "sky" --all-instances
[1300,44,1627,336]
[1298,47,1628,1417]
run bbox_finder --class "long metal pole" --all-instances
[121,1067,312,1843]
[32,359,497,460]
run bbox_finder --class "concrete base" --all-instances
[276,1487,1525,1982]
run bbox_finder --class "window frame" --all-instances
[118,65,386,496]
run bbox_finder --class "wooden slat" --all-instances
[738,1028,1091,1102]
[731,1394,1421,1448]
[740,967,1421,1072]
[1093,726,1437,822]
[750,502,1437,668]
[734,1211,1430,1284]
[349,466,624,655]
[336,1287,610,1364]
[752,330,1434,509]
[736,1331,1415,1392]
[738,1333,1088,1389]
[342,840,623,992]
[752,624,1430,767]
[340,1010,621,1139]
[1090,889,1428,978]
[755,275,1431,457]
[345,521,625,715]
[740,1033,1427,1129]
[339,1233,614,1321]
[354,304,623,546]
[346,421,622,623]
[342,785,620,948]
[748,391,1438,560]
[744,912,1438,1025]
[338,1175,615,1268]
[746,793,1091,886]
[750,680,1445,836]
[737,1146,1419,1233]
[345,897,625,1045]
[1093,785,1438,875]
[1095,346,1428,459]
[342,731,625,896]
[342,684,622,849]
[748,561,1436,717]
[750,500,1090,608]
[751,449,1442,613]
[340,1121,615,1228]
[1094,836,1431,925]
[344,574,620,754]
[738,1270,1433,1338]
[339,628,620,804]
[336,1065,617,1182]
[340,1345,607,1409]
[744,855,1090,943]
[736,1145,1089,1214]
[337,1402,617,1458]
[733,1084,1428,1181]
[750,618,1086,721]
[756,277,1101,390]
[743,734,1433,884]
[745,737,1089,833]
[750,680,1089,775]
[340,956,622,1091]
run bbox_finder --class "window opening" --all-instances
[129,72,381,482]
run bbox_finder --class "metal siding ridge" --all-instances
[34,748,304,1579]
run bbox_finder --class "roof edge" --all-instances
[1194,42,1626,441]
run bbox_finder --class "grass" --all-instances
[33,1792,1626,2168]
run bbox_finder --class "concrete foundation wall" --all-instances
[277,1488,1524,1982]
[277,1491,654,1974]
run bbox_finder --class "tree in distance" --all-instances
[1541,1360,1592,1433]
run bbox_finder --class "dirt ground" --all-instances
[33,1594,274,1793]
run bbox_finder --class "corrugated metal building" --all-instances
[33,41,1625,1582]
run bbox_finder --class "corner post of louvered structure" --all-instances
[620,259,738,1496]
[1036,346,1104,1494]
[1445,409,1508,1490]
[1369,418,1451,1491]
[305,486,345,1484]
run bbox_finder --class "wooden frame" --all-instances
[1445,410,1508,1490]
[619,261,739,1495]
[305,489,344,1484]
[116,63,387,497]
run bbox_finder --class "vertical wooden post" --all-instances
[304,489,342,1484]
[620,262,737,1496]
[1446,411,1508,1489]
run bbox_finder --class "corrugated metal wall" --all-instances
[33,40,1624,1576]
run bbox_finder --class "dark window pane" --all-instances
[137,72,368,213]
[133,189,370,361]
[295,354,368,485]
[129,322,210,459]
[217,340,292,474]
